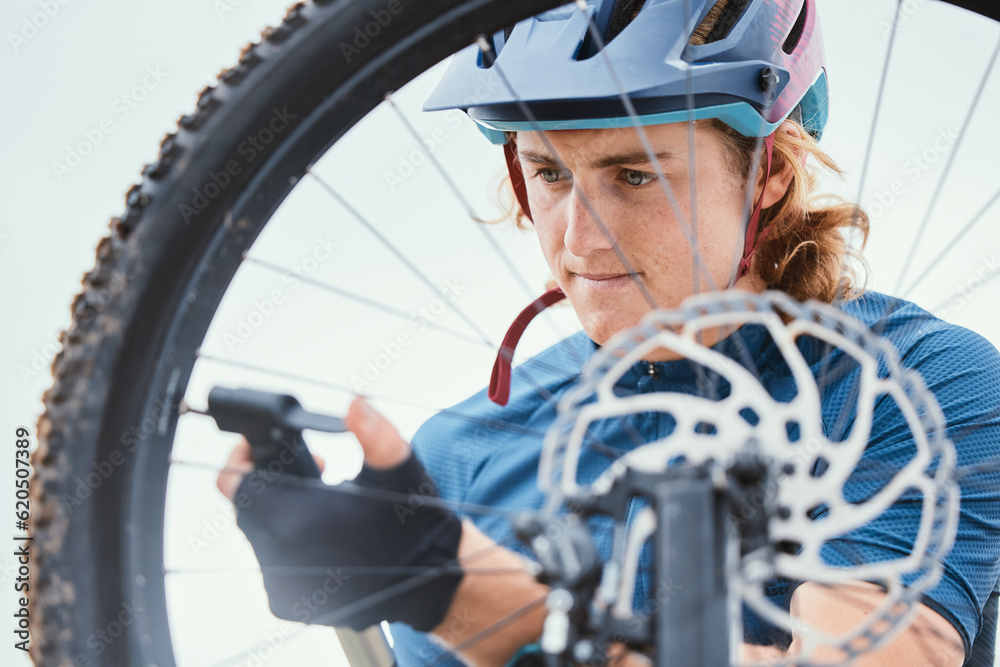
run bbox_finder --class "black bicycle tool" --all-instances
[206,387,346,479]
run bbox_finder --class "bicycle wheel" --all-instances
[29,0,1000,666]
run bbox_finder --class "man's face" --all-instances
[517,122,753,347]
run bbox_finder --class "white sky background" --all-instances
[1,0,999,666]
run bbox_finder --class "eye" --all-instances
[537,168,563,184]
[621,169,655,187]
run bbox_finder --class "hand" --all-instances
[215,395,398,501]
[215,395,462,632]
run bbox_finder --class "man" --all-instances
[218,1,1000,664]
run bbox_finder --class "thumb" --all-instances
[344,396,411,469]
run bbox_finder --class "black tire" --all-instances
[28,1,564,665]
[29,1,1000,666]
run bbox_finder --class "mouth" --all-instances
[572,272,641,291]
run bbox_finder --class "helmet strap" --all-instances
[504,141,533,222]
[489,286,566,405]
[736,131,777,282]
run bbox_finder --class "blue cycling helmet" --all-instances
[424,0,829,143]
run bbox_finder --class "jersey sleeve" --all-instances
[818,321,1000,656]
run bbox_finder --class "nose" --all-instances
[563,183,616,258]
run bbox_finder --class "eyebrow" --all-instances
[517,148,678,170]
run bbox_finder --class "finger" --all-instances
[607,644,653,667]
[216,438,255,501]
[314,454,326,474]
[344,396,411,469]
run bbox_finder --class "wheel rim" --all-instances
[45,1,1000,665]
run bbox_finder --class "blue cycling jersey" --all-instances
[390,291,1000,665]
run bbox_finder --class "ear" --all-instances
[757,121,804,209]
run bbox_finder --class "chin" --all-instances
[579,311,643,347]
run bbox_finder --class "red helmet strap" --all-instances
[489,286,566,405]
[737,131,777,281]
[504,141,533,222]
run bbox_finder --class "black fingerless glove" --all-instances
[234,453,464,632]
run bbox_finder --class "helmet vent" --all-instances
[606,0,647,43]
[575,0,647,60]
[690,0,752,46]
[476,25,515,68]
[782,1,808,55]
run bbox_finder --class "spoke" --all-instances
[192,351,444,413]
[574,0,718,294]
[928,264,1000,314]
[198,542,525,667]
[835,0,905,307]
[307,168,497,347]
[202,626,315,667]
[383,94,570,334]
[825,2,908,390]
[901,184,1000,299]
[196,346,582,414]
[384,93,590,370]
[781,400,1000,501]
[383,92,489,228]
[180,371,645,482]
[388,83,671,468]
[573,0,778,401]
[810,580,976,667]
[307,166,612,430]
[854,0,903,234]
[421,596,549,667]
[186,351,629,450]
[476,35,766,445]
[169,459,527,519]
[299,543,536,632]
[729,134,770,285]
[482,28,772,428]
[242,254,487,347]
[681,0,702,297]
[477,37,660,312]
[165,565,528,577]
[893,35,1000,294]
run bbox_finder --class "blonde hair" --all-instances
[492,120,869,305]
